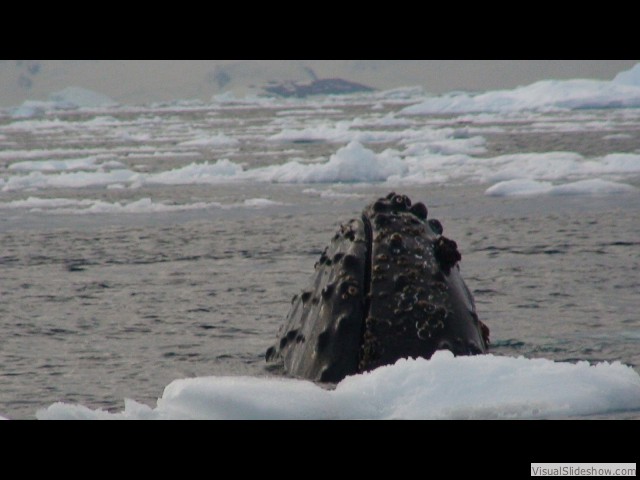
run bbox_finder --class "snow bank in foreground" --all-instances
[402,63,640,114]
[485,179,639,197]
[36,352,640,420]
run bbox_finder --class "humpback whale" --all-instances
[266,192,489,383]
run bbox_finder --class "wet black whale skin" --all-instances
[266,193,489,383]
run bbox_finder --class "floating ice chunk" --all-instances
[247,141,408,183]
[550,179,638,195]
[3,142,639,192]
[178,134,239,147]
[268,119,420,144]
[8,155,123,172]
[239,198,283,207]
[145,159,243,185]
[598,153,640,174]
[302,188,366,198]
[0,197,96,209]
[402,71,640,114]
[268,121,354,143]
[0,196,284,214]
[485,179,553,197]
[485,178,638,197]
[1,169,139,192]
[36,352,640,420]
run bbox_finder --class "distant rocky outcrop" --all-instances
[263,78,374,98]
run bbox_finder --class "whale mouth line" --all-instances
[358,211,373,372]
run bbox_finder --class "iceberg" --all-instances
[402,63,640,114]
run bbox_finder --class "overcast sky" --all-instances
[380,60,639,92]
[1,60,638,106]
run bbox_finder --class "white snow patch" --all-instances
[8,155,123,172]
[246,141,408,183]
[268,119,431,145]
[4,143,639,192]
[178,134,239,147]
[351,113,415,127]
[275,108,343,117]
[239,198,283,207]
[141,159,244,186]
[485,179,554,197]
[302,188,366,198]
[485,178,638,197]
[0,196,284,214]
[35,352,640,420]
[1,169,139,192]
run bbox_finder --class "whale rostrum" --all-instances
[266,193,489,383]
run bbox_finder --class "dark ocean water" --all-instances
[1,185,638,419]
[1,95,639,419]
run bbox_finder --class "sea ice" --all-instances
[485,179,638,197]
[35,352,640,420]
[402,63,640,115]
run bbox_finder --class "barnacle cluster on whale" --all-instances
[266,192,489,383]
